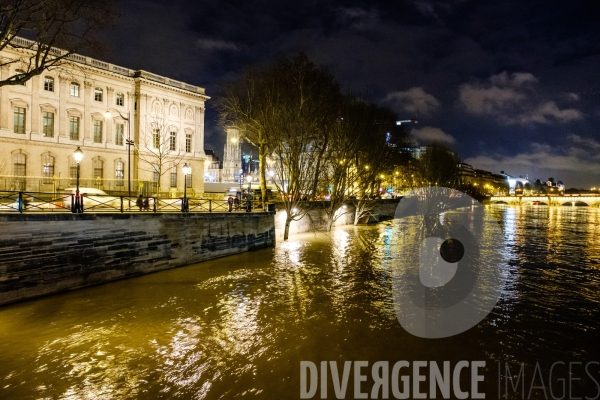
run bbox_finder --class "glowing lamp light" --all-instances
[182,163,191,176]
[245,175,253,183]
[103,109,112,118]
[74,147,84,163]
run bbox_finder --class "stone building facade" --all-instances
[0,37,209,197]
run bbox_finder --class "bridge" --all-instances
[490,194,600,207]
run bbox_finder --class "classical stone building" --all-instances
[0,37,209,197]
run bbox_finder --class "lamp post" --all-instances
[73,147,83,213]
[245,174,253,212]
[182,163,191,213]
[104,109,133,203]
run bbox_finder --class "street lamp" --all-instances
[182,163,191,212]
[73,147,83,213]
[245,174,253,212]
[104,109,133,202]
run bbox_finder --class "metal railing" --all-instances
[0,191,269,214]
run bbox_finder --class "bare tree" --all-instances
[318,96,377,230]
[216,54,340,206]
[0,0,117,87]
[137,116,187,196]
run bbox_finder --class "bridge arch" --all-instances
[560,201,589,207]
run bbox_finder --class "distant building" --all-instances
[457,162,475,185]
[204,149,221,182]
[406,146,428,159]
[499,171,530,194]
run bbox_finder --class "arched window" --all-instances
[115,160,124,186]
[116,92,124,106]
[13,153,26,190]
[42,154,54,184]
[70,83,80,97]
[94,87,103,102]
[44,77,54,92]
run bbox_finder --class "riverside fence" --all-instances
[0,191,268,214]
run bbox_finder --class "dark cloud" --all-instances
[106,0,600,187]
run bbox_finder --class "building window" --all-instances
[186,134,192,153]
[69,116,79,140]
[153,129,160,149]
[115,123,124,145]
[42,111,54,137]
[115,161,124,186]
[13,153,26,190]
[42,154,54,184]
[44,77,54,92]
[93,158,104,181]
[70,83,79,97]
[93,120,102,143]
[13,107,26,133]
[152,164,159,193]
[169,131,177,151]
[94,87,103,102]
[186,173,192,188]
[170,166,177,188]
[69,157,77,182]
[116,92,124,106]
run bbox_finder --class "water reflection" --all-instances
[0,205,599,398]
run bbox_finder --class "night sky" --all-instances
[103,0,599,188]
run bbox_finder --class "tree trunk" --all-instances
[353,207,361,225]
[284,216,292,240]
[326,214,334,231]
[310,138,328,200]
[258,144,268,205]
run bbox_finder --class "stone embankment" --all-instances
[0,212,275,305]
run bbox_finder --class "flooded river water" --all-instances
[1,205,599,399]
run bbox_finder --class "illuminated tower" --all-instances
[222,126,242,182]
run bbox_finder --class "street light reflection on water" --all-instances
[0,205,599,398]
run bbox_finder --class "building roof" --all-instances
[8,36,207,97]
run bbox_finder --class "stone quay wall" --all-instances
[0,212,275,306]
[274,199,401,238]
